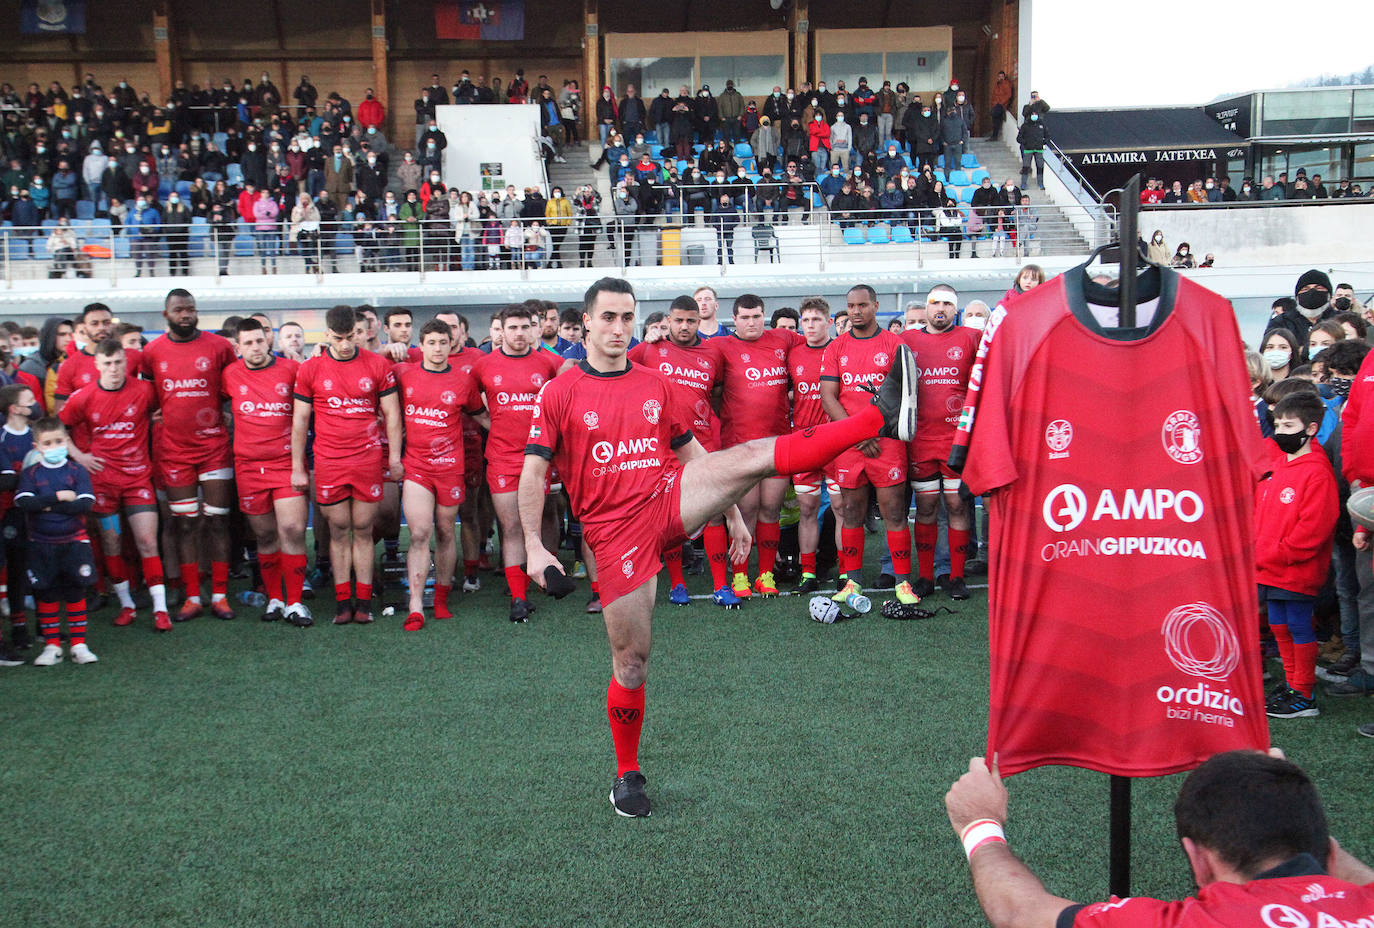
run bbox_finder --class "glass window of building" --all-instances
[699,55,785,97]
[1261,89,1352,136]
[609,57,695,98]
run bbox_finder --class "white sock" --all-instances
[114,580,136,610]
[211,592,227,604]
[150,584,167,613]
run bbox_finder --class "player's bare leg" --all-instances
[602,577,655,817]
[201,477,235,618]
[322,500,359,624]
[348,499,380,623]
[166,486,206,621]
[491,490,533,622]
[125,509,170,629]
[155,497,180,603]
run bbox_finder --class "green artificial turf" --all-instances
[3,535,1372,928]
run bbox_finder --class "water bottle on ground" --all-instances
[238,590,267,607]
[844,591,872,614]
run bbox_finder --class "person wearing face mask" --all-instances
[241,135,269,188]
[356,151,387,201]
[544,186,573,267]
[1261,327,1300,381]
[903,99,939,170]
[1265,270,1339,348]
[1147,230,1170,265]
[127,195,162,277]
[1016,111,1049,190]
[691,85,718,145]
[950,86,975,136]
[163,192,193,276]
[828,107,854,172]
[939,102,969,178]
[807,107,832,174]
[356,87,385,131]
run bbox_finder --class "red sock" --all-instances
[140,556,164,588]
[606,677,646,777]
[1270,621,1295,685]
[463,559,479,577]
[840,526,865,575]
[104,553,128,584]
[663,546,685,587]
[259,551,283,602]
[282,553,306,605]
[756,520,780,574]
[1292,640,1318,698]
[434,584,452,619]
[505,565,528,601]
[591,581,600,598]
[704,524,729,588]
[800,551,817,575]
[949,528,971,579]
[65,597,87,644]
[356,582,373,603]
[772,406,884,475]
[887,528,911,576]
[335,582,352,604]
[210,561,229,598]
[180,562,201,601]
[37,600,60,645]
[914,522,938,579]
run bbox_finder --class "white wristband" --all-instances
[960,819,1007,859]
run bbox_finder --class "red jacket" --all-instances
[1255,445,1338,595]
[357,98,386,129]
[237,189,257,224]
[808,119,831,152]
[1342,347,1374,484]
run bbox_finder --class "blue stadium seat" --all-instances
[809,192,824,209]
[842,227,866,245]
[733,142,753,158]
[959,187,976,204]
[158,180,173,199]
[948,170,969,186]
[891,225,915,243]
[968,168,991,185]
[70,219,91,233]
[188,217,209,257]
[232,234,255,257]
[75,199,95,220]
[335,232,355,253]
[6,235,30,261]
[961,153,980,169]
[902,154,913,168]
[226,163,243,187]
[213,132,228,151]
[676,159,689,173]
[691,144,706,155]
[867,226,891,244]
[649,144,666,159]
[175,180,193,198]
[112,235,131,259]
[883,140,901,153]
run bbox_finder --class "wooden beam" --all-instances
[584,0,599,142]
[370,0,390,135]
[790,0,810,91]
[152,3,173,102]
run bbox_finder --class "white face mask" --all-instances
[1262,348,1291,369]
[964,315,987,331]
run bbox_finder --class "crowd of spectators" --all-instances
[1140,167,1371,206]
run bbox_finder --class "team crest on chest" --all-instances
[195,356,211,372]
[874,352,890,368]
[440,390,456,405]
[947,346,966,361]
[642,399,662,425]
[1162,410,1203,465]
[358,377,373,392]
[583,411,599,429]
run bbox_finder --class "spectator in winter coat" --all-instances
[649,88,674,147]
[717,81,745,143]
[396,152,421,194]
[940,105,969,177]
[808,113,832,173]
[751,118,779,173]
[990,71,1014,140]
[852,113,878,160]
[619,85,648,140]
[693,87,719,144]
[1017,113,1049,190]
[905,102,939,169]
[357,89,385,130]
[324,145,354,204]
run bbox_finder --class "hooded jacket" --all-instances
[1255,445,1337,595]
[19,317,69,412]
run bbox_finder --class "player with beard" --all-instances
[712,294,805,598]
[54,304,143,413]
[59,340,171,630]
[139,289,239,621]
[470,306,562,622]
[521,277,917,817]
[223,319,311,626]
[822,284,922,605]
[902,284,982,600]
[291,305,403,625]
[787,296,836,592]
[628,296,737,607]
[397,320,488,630]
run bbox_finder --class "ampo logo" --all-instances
[1042,483,1088,532]
[239,401,255,415]
[592,441,614,463]
[1161,602,1240,681]
[745,367,761,381]
[659,362,674,376]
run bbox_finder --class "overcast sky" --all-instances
[1030,0,1370,108]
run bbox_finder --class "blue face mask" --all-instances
[42,445,68,465]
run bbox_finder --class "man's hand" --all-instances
[387,455,403,482]
[857,438,881,458]
[946,756,1009,834]
[524,541,561,589]
[725,508,752,562]
[55,489,76,502]
[1355,529,1370,552]
[71,447,103,473]
[382,342,409,362]
[291,466,309,492]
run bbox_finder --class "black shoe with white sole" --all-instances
[609,770,652,817]
[509,598,531,624]
[944,577,971,600]
[867,344,919,441]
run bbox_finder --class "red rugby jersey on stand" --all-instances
[713,329,803,446]
[470,348,561,473]
[787,339,831,430]
[901,325,982,463]
[525,361,693,530]
[293,347,398,461]
[139,331,237,458]
[820,328,905,416]
[396,362,484,473]
[222,356,299,470]
[628,337,723,439]
[58,377,157,480]
[958,266,1269,777]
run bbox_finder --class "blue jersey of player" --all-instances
[13,458,94,543]
[0,424,34,510]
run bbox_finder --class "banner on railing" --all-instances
[435,1,524,41]
[20,0,85,34]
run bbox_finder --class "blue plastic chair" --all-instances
[7,236,30,261]
[867,226,892,244]
[842,227,866,245]
[692,144,706,155]
[158,180,173,199]
[883,139,901,153]
[959,187,976,204]
[75,199,95,220]
[733,142,753,158]
[948,170,969,186]
[226,163,244,187]
[188,217,209,257]
[213,132,228,151]
[891,225,915,243]
[175,180,193,198]
[675,159,689,173]
[232,233,255,257]
[961,153,980,169]
[649,144,666,159]
[112,236,131,259]
[968,169,991,185]
[71,219,91,233]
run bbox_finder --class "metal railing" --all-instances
[0,203,1108,285]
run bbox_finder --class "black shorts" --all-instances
[0,509,22,567]
[26,540,97,595]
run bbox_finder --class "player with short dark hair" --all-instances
[432,311,488,591]
[945,750,1374,928]
[54,303,141,413]
[224,318,311,626]
[902,283,982,600]
[770,306,800,330]
[471,305,562,622]
[823,284,922,605]
[522,277,916,817]
[788,297,836,592]
[14,417,98,666]
[59,340,171,631]
[397,319,488,630]
[291,305,403,625]
[384,307,414,349]
[139,289,239,621]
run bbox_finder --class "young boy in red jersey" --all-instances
[1257,391,1339,719]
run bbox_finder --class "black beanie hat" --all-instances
[1295,269,1332,295]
